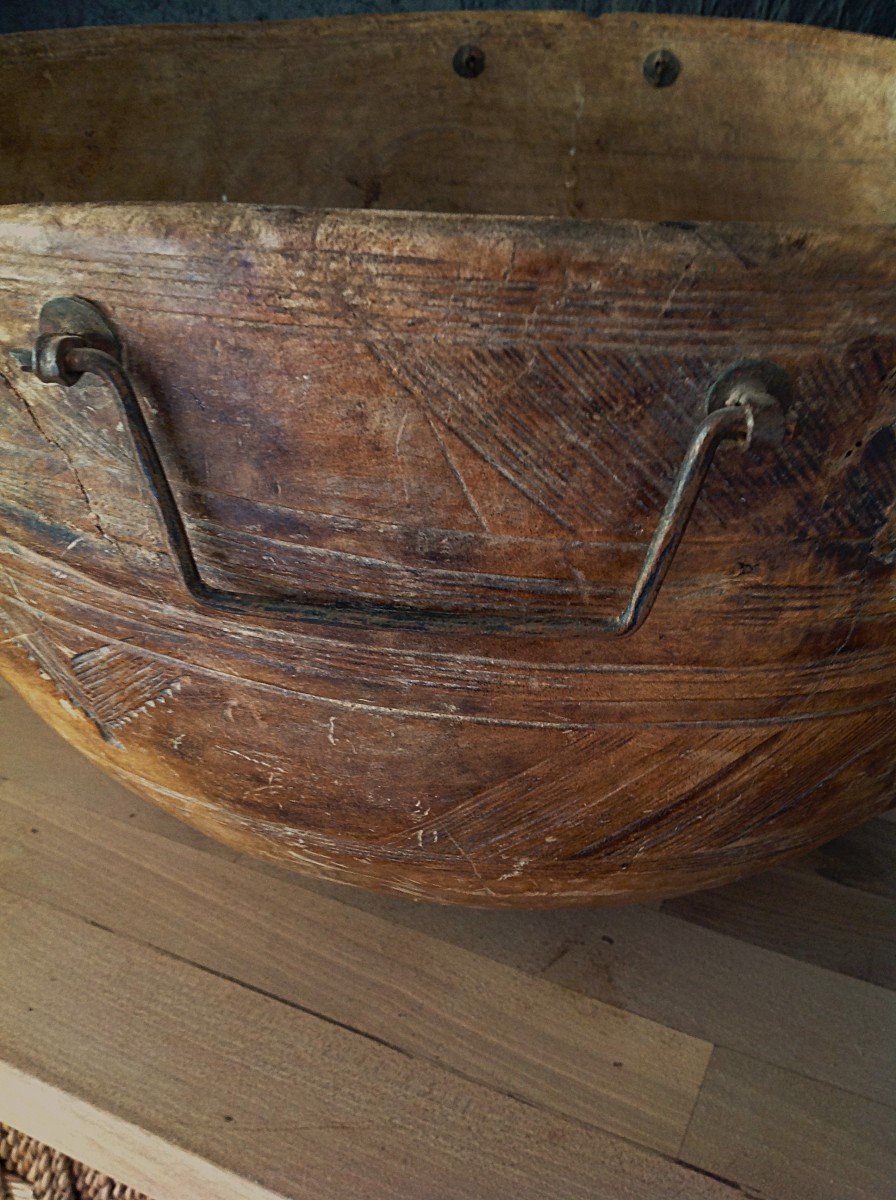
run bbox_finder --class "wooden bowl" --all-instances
[0,12,893,906]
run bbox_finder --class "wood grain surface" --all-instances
[0,13,894,905]
[0,677,893,1200]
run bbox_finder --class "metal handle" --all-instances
[11,296,790,636]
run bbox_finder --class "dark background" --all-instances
[1,0,893,36]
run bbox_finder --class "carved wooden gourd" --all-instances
[0,13,893,905]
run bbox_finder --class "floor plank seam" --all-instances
[671,1155,771,1200]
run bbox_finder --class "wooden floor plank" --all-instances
[310,885,896,1110]
[796,819,896,901]
[662,864,896,989]
[0,892,741,1200]
[0,779,711,1158]
[680,1047,896,1200]
[299,870,896,1111]
[538,911,896,1111]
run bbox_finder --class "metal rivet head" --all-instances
[643,48,681,88]
[453,44,486,79]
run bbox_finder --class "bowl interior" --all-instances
[1,12,893,225]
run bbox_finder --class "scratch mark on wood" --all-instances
[423,412,491,532]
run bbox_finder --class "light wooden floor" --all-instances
[0,676,893,1200]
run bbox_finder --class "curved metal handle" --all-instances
[11,296,790,636]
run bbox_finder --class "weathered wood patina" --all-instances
[0,13,893,904]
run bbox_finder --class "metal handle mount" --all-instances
[11,296,791,636]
